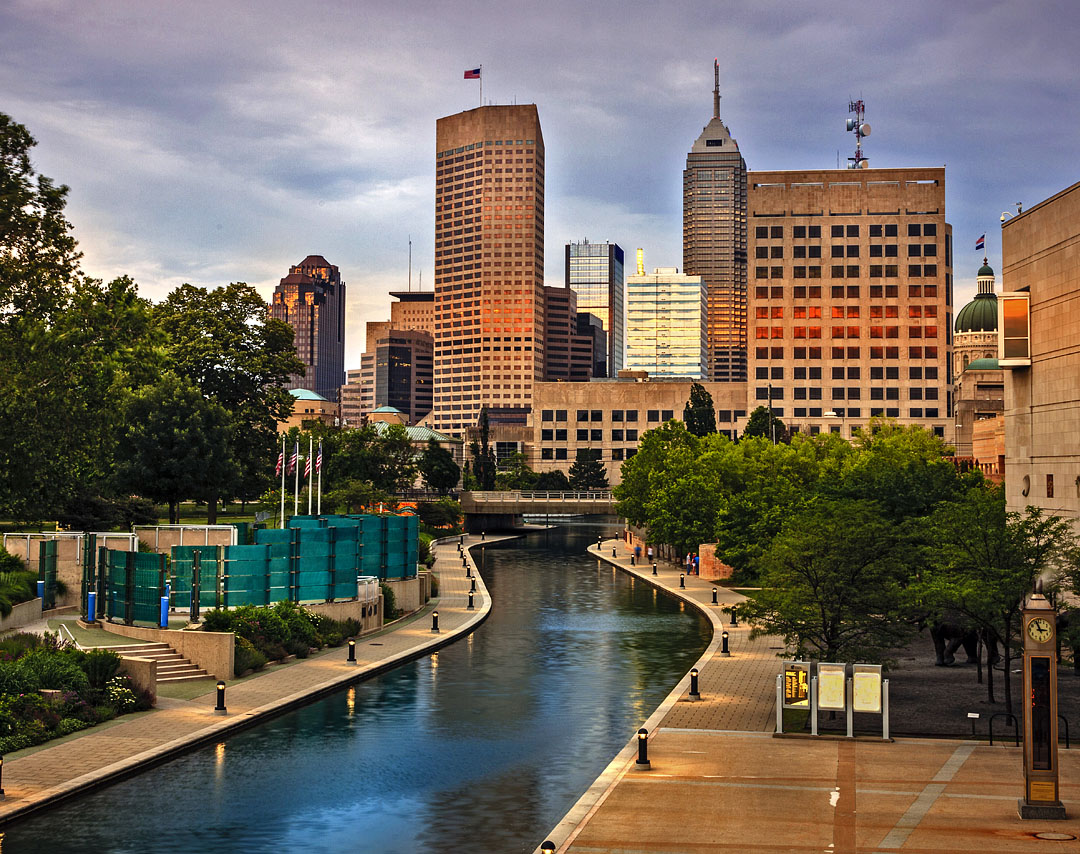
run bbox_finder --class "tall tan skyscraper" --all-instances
[432,105,545,435]
[684,61,748,382]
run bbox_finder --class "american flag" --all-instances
[275,447,284,477]
[975,234,985,251]
[316,441,323,474]
[464,67,481,79]
[287,442,298,475]
[304,453,312,479]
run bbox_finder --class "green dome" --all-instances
[978,262,995,277]
[954,292,998,333]
[964,357,1000,371]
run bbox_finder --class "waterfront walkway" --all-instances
[0,535,496,826]
[544,540,1080,854]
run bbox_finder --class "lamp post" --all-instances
[215,681,227,715]
[823,409,845,439]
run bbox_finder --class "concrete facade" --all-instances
[746,168,954,441]
[1000,180,1080,530]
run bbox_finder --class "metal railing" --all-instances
[466,491,615,502]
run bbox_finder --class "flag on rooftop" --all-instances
[975,234,985,251]
[464,67,481,79]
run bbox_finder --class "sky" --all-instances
[3,0,1078,369]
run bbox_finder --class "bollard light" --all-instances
[215,681,227,715]
[730,605,738,627]
[470,577,477,593]
[635,728,650,768]
[711,587,718,605]
[468,591,475,610]
[431,611,440,633]
[462,555,467,567]
[689,668,700,699]
[630,555,635,566]
[541,843,556,854]
[721,631,730,656]
[652,562,658,576]
[0,753,5,799]
[679,573,685,589]
[612,546,617,557]
[347,639,357,664]
[597,536,602,548]
[481,531,485,541]
[459,534,464,545]
[466,564,472,578]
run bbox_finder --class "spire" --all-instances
[713,58,721,119]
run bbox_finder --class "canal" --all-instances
[4,523,711,853]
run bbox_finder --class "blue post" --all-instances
[159,596,169,628]
[36,580,44,601]
[87,591,97,623]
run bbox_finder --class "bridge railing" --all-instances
[466,491,615,502]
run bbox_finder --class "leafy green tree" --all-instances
[615,421,700,528]
[419,439,460,494]
[739,498,917,663]
[920,484,1074,714]
[742,405,787,442]
[682,382,716,437]
[417,498,462,530]
[116,373,238,524]
[568,448,609,489]
[495,452,537,490]
[154,283,303,521]
[534,469,571,491]
[469,407,497,491]
[324,480,394,515]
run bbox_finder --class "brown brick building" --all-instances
[746,168,954,440]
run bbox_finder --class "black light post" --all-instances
[729,605,738,627]
[612,546,617,557]
[635,728,650,768]
[596,535,602,549]
[470,577,477,593]
[721,631,730,656]
[431,611,440,633]
[689,668,700,699]
[468,591,475,610]
[215,681,227,715]
[480,531,485,541]
[679,573,685,589]
[540,843,555,854]
[630,555,635,566]
[466,563,472,577]
[0,754,5,799]
[711,587,718,605]
[652,562,658,576]
[347,639,357,664]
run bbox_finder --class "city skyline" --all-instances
[3,1,1078,368]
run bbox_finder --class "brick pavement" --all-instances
[0,534,499,826]
[543,540,1080,854]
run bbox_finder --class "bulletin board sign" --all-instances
[852,664,882,713]
[782,660,810,709]
[818,663,847,711]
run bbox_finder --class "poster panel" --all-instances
[782,660,810,709]
[818,663,847,711]
[852,664,882,713]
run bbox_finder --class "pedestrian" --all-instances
[647,545,653,562]
[693,554,700,575]
[634,544,641,561]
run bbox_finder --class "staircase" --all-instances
[109,642,211,683]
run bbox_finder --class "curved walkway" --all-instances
[0,534,502,827]
[542,539,1080,854]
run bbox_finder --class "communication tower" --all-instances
[846,100,871,169]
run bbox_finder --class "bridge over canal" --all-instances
[459,491,618,531]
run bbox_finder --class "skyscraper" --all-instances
[684,60,748,382]
[625,262,708,379]
[269,255,345,402]
[565,240,625,376]
[433,105,545,436]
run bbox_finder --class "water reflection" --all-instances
[6,524,709,854]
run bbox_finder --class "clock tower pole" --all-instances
[1018,583,1066,819]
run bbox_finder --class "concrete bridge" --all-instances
[459,491,618,531]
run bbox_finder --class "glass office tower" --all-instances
[626,266,708,378]
[565,240,624,376]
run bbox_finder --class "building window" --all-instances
[1047,474,1055,498]
[590,429,602,442]
[541,429,553,441]
[555,429,567,441]
[626,410,638,422]
[541,409,553,421]
[662,410,674,421]
[591,410,602,421]
[577,409,588,422]
[647,409,660,422]
[541,448,553,460]
[555,448,567,460]
[612,449,624,461]
[576,429,588,441]
[556,409,567,421]
[612,410,624,422]
[626,430,638,441]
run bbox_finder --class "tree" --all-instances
[419,439,460,494]
[469,407,497,491]
[417,498,462,530]
[568,448,609,489]
[534,469,571,491]
[742,405,787,442]
[154,283,303,521]
[682,383,716,437]
[116,373,238,524]
[921,484,1074,714]
[739,498,917,663]
[495,452,537,490]
[615,421,700,528]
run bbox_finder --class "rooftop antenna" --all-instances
[713,58,721,119]
[846,99,871,169]
[408,235,412,291]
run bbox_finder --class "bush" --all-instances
[0,569,38,617]
[233,636,267,676]
[105,676,137,713]
[79,648,121,690]
[14,648,90,693]
[419,533,433,567]
[55,717,91,737]
[0,631,45,661]
[0,547,28,574]
[272,601,318,649]
[380,584,399,620]
[200,608,233,634]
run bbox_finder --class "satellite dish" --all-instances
[859,159,870,169]
[859,123,871,136]
[845,118,856,131]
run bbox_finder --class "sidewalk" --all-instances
[544,540,1080,853]
[0,534,500,826]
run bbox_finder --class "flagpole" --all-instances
[317,440,323,516]
[307,437,313,515]
[479,64,482,107]
[279,435,285,529]
[293,440,299,518]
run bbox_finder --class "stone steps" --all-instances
[111,642,211,683]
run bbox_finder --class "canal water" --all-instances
[4,523,710,853]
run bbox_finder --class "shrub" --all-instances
[55,717,91,737]
[233,637,267,676]
[79,648,121,690]
[15,649,90,693]
[105,676,137,713]
[380,584,399,620]
[272,601,318,649]
[200,608,234,634]
[0,569,38,617]
[0,632,45,662]
[0,547,28,574]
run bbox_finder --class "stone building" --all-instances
[746,168,954,441]
[1000,180,1080,531]
[953,259,1004,458]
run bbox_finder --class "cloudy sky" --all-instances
[3,0,1078,367]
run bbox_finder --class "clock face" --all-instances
[1027,617,1054,644]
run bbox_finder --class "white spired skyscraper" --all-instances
[683,60,748,382]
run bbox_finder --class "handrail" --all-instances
[466,491,615,501]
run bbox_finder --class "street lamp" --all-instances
[823,409,845,438]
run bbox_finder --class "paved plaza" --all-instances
[544,540,1080,854]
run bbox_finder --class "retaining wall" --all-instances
[117,656,158,706]
[100,622,234,680]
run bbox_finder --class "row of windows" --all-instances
[755,284,940,299]
[756,244,937,260]
[754,346,941,360]
[755,264,942,280]
[540,429,642,442]
[756,305,939,319]
[539,447,640,461]
[755,223,937,240]
[757,386,940,401]
[756,326,939,339]
[755,365,940,380]
[779,406,943,420]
